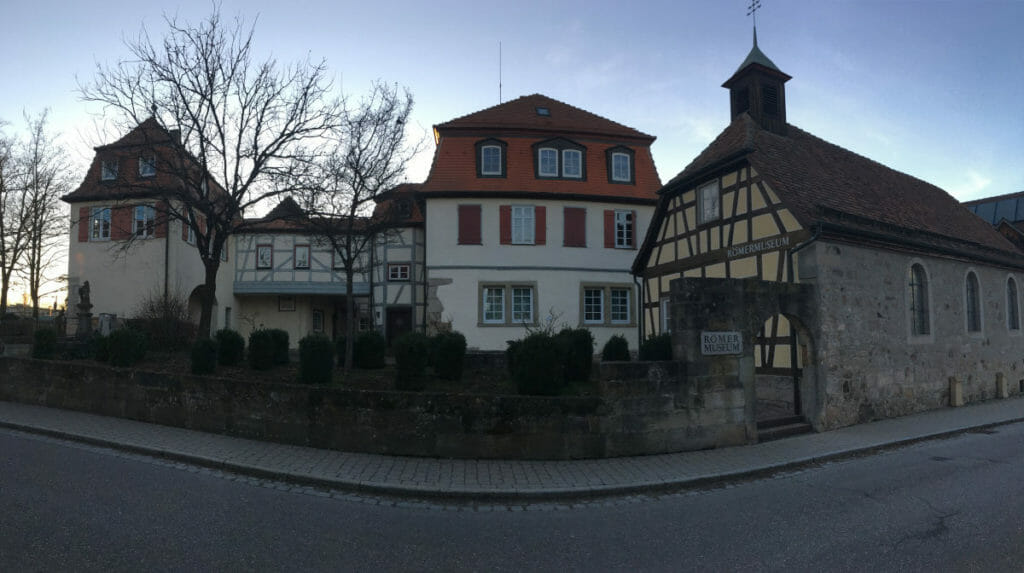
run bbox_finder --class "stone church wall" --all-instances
[801,240,1024,429]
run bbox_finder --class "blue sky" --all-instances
[3,1,1024,204]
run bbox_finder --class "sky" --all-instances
[2,0,1023,304]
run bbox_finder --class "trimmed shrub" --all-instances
[299,334,335,385]
[601,334,630,362]
[393,331,429,391]
[190,338,218,375]
[269,329,290,364]
[639,333,673,361]
[92,334,110,362]
[248,329,276,371]
[32,327,57,359]
[215,329,245,366]
[557,328,594,383]
[511,332,565,396]
[354,331,387,369]
[432,331,467,381]
[107,328,148,367]
[505,339,521,376]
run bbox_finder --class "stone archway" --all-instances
[668,277,822,440]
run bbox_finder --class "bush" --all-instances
[248,330,276,371]
[269,329,290,365]
[510,332,565,396]
[215,329,245,366]
[92,334,110,362]
[557,328,594,383]
[639,333,673,361]
[393,331,429,391]
[107,328,148,367]
[601,334,630,362]
[129,289,194,350]
[354,331,387,369]
[299,334,335,385]
[505,339,521,376]
[335,336,347,367]
[32,327,57,359]
[432,331,467,381]
[190,338,218,375]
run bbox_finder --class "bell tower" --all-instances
[722,28,791,136]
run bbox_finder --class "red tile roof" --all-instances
[646,113,1024,268]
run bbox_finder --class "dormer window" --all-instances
[562,149,582,178]
[538,148,558,177]
[606,147,635,184]
[139,155,156,177]
[475,139,507,178]
[535,106,550,116]
[101,160,118,181]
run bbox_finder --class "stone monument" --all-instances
[75,281,93,338]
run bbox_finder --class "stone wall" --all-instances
[801,240,1024,429]
[0,356,752,459]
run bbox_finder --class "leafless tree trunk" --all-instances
[0,123,30,318]
[79,8,342,339]
[292,82,420,372]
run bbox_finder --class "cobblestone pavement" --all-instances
[0,397,1021,502]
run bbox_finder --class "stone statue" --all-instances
[76,280,93,338]
[78,281,91,308]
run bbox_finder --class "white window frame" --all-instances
[698,180,721,224]
[101,160,118,181]
[660,298,672,333]
[610,288,631,324]
[538,148,558,177]
[388,263,411,281]
[312,309,324,333]
[481,145,502,176]
[562,149,582,179]
[90,207,111,241]
[256,244,273,269]
[511,205,535,245]
[614,210,634,248]
[139,155,156,177]
[482,286,506,324]
[511,286,534,324]
[294,244,310,269]
[133,205,155,238]
[583,288,604,324]
[611,152,631,182]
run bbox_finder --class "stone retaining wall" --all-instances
[0,356,750,459]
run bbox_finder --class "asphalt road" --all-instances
[1,422,1022,572]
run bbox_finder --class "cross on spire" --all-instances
[748,0,762,40]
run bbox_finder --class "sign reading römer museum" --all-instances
[701,331,742,355]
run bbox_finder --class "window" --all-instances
[583,288,604,324]
[90,207,111,240]
[535,106,550,116]
[475,139,507,178]
[294,245,310,269]
[481,145,502,176]
[611,153,630,182]
[511,206,535,244]
[610,288,630,324]
[563,207,586,247]
[482,286,505,324]
[279,296,296,311]
[511,287,534,324]
[966,271,982,333]
[133,205,155,237]
[698,181,720,224]
[581,285,634,326]
[186,223,196,245]
[614,210,634,248]
[538,148,558,177]
[660,298,672,333]
[256,244,273,269]
[101,160,118,181]
[458,205,482,244]
[388,263,410,281]
[139,156,156,177]
[312,309,324,333]
[224,307,232,330]
[562,149,582,178]
[1009,278,1020,331]
[908,264,930,336]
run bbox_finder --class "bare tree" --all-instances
[79,9,341,338]
[17,111,71,320]
[0,120,30,317]
[292,82,419,371]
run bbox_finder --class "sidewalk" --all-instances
[0,397,1021,501]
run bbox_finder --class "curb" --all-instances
[2,414,1023,503]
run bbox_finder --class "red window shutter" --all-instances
[154,201,168,238]
[630,209,637,247]
[564,207,585,247]
[604,209,615,248]
[457,204,481,245]
[499,205,512,245]
[534,206,546,245]
[111,206,131,240]
[78,207,90,242]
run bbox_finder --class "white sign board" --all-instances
[701,331,742,355]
